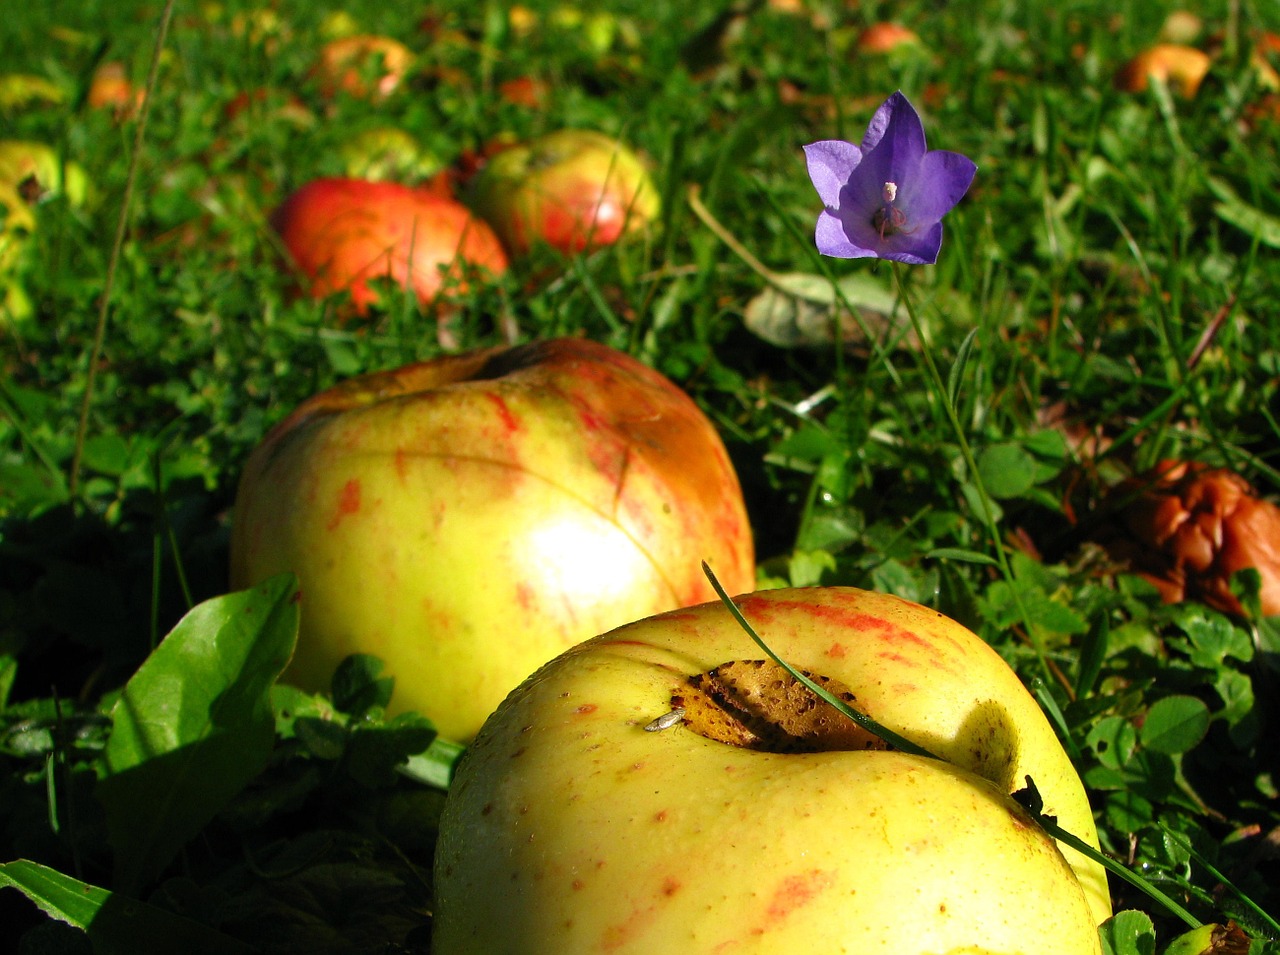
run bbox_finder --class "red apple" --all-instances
[228,338,756,741]
[269,177,508,316]
[313,34,413,100]
[855,22,923,54]
[468,129,660,256]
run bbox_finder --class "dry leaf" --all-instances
[672,659,891,753]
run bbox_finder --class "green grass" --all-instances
[2,0,1280,951]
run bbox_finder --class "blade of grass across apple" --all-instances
[96,573,299,895]
[702,562,1210,933]
[700,561,936,759]
[0,859,255,955]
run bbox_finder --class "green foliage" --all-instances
[1,0,1279,950]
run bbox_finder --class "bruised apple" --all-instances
[434,586,1111,953]
[468,129,659,256]
[269,177,507,315]
[228,338,755,741]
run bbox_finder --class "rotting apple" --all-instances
[468,129,659,256]
[433,585,1112,953]
[269,177,508,316]
[228,338,756,742]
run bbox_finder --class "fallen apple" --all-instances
[338,127,443,183]
[269,177,508,316]
[433,586,1112,952]
[0,140,90,209]
[854,22,923,55]
[468,129,659,256]
[312,34,413,100]
[87,61,145,118]
[1114,44,1211,98]
[228,338,756,741]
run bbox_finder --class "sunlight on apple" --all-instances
[520,513,655,605]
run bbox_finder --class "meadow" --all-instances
[1,0,1279,951]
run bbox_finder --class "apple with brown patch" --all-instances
[228,338,755,741]
[433,586,1111,953]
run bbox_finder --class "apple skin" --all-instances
[468,130,659,256]
[269,177,508,315]
[228,338,756,742]
[433,586,1111,953]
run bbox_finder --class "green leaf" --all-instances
[344,713,437,787]
[331,654,395,717]
[0,859,255,955]
[1207,176,1280,248]
[947,327,980,410]
[400,737,467,790]
[1098,909,1156,955]
[924,547,998,566]
[742,271,907,349]
[977,442,1038,499]
[1140,695,1210,755]
[95,574,300,894]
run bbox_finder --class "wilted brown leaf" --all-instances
[1101,461,1280,616]
[673,660,891,753]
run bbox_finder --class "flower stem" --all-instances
[890,262,1052,685]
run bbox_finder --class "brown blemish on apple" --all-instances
[661,876,681,896]
[574,703,598,715]
[674,660,893,754]
[751,869,837,934]
[825,642,848,658]
[326,478,362,530]
[572,878,585,890]
[654,809,668,822]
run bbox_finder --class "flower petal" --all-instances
[899,150,977,226]
[804,140,863,209]
[861,91,925,155]
[883,221,944,265]
[815,209,876,258]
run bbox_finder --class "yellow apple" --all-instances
[228,338,755,741]
[433,586,1111,953]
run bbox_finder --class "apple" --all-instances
[312,34,413,100]
[855,22,923,55]
[433,586,1112,953]
[87,61,145,118]
[228,338,756,741]
[468,129,660,256]
[338,127,443,183]
[0,140,90,209]
[269,177,508,316]
[1114,44,1211,98]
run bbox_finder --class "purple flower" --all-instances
[804,91,976,265]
